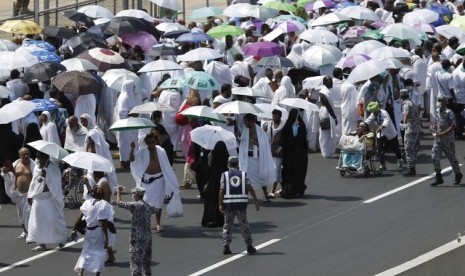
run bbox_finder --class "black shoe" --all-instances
[223,245,231,255]
[454,173,463,185]
[402,168,416,176]
[246,245,256,254]
[431,172,444,186]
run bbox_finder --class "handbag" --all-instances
[166,192,183,218]
[320,117,331,130]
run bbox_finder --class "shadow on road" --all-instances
[308,194,363,202]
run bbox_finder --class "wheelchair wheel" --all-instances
[74,180,84,205]
[369,148,385,175]
[339,170,346,176]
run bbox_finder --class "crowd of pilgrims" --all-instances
[2,0,465,273]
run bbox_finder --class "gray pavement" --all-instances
[2,126,465,276]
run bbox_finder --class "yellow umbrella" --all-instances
[0,20,42,35]
[450,16,465,31]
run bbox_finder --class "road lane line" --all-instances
[363,166,459,204]
[0,238,84,273]
[188,239,281,276]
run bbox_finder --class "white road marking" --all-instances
[363,166,459,204]
[188,239,281,276]
[0,238,84,273]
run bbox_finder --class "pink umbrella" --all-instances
[243,42,283,57]
[122,31,158,52]
[412,23,436,34]
[343,26,368,38]
[335,54,371,69]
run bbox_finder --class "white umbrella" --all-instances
[190,125,237,150]
[60,58,98,71]
[310,13,352,27]
[380,23,421,45]
[109,117,156,131]
[0,39,19,51]
[302,44,342,65]
[436,25,464,40]
[412,23,436,34]
[231,87,267,98]
[149,0,181,10]
[0,100,36,124]
[255,103,289,121]
[180,105,227,122]
[115,9,154,22]
[62,152,114,173]
[335,54,371,69]
[347,40,387,55]
[299,29,339,44]
[223,3,277,19]
[213,100,263,115]
[27,140,69,160]
[138,60,182,73]
[102,69,140,91]
[0,51,38,69]
[275,20,306,33]
[189,7,222,19]
[77,5,114,19]
[279,98,319,112]
[402,9,439,25]
[130,102,175,114]
[302,76,325,90]
[339,6,379,21]
[382,58,405,69]
[369,46,411,59]
[156,22,189,32]
[346,59,389,83]
[159,76,186,89]
[0,85,13,98]
[178,48,222,61]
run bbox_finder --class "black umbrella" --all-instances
[145,44,182,57]
[52,71,101,95]
[161,30,189,39]
[104,17,157,37]
[287,66,320,92]
[124,59,144,73]
[22,62,67,84]
[67,32,107,57]
[63,11,95,28]
[43,26,77,39]
[257,56,295,68]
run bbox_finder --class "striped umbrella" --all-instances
[78,47,125,71]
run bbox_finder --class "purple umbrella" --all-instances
[175,32,213,43]
[242,42,284,57]
[252,19,263,31]
[343,26,368,38]
[371,21,388,30]
[335,54,371,69]
[306,0,335,11]
[122,31,158,52]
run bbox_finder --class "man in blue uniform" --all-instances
[219,156,260,255]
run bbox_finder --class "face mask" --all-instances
[406,86,413,90]
[292,123,298,137]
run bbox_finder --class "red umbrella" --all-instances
[242,41,284,57]
[78,47,125,71]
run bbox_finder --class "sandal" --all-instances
[156,226,164,233]
[31,246,47,252]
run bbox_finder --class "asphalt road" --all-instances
[2,126,465,276]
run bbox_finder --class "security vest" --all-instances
[223,170,248,210]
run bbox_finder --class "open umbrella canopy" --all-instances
[67,32,107,56]
[255,103,289,121]
[183,71,219,90]
[52,71,101,95]
[146,44,182,57]
[138,60,183,73]
[231,87,267,98]
[347,40,387,55]
[412,23,436,34]
[207,25,244,38]
[78,47,125,71]
[0,85,13,98]
[0,51,39,69]
[272,15,307,25]
[77,5,114,19]
[175,32,214,43]
[310,13,352,27]
[148,0,181,10]
[31,99,58,112]
[369,46,411,59]
[263,1,296,13]
[303,44,342,65]
[0,20,42,35]
[43,26,77,39]
[346,59,389,83]
[339,6,379,21]
[115,9,154,22]
[156,22,189,32]
[161,30,190,39]
[403,9,439,25]
[279,98,319,112]
[60,57,98,71]
[305,0,335,11]
[62,152,114,173]
[121,31,158,52]
[256,56,295,68]
[435,25,464,39]
[63,11,95,27]
[213,100,263,115]
[223,3,277,19]
[27,140,69,160]
[335,54,371,69]
[243,41,283,57]
[274,20,306,33]
[22,62,67,83]
[380,23,421,45]
[130,102,175,114]
[178,48,222,61]
[299,29,339,44]
[450,16,465,31]
[159,76,187,89]
[0,39,19,51]
[105,16,157,37]
[0,100,36,124]
[180,106,227,122]
[189,7,222,19]
[109,117,156,131]
[190,125,237,150]
[102,68,140,91]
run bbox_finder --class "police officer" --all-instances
[219,156,260,255]
[400,89,421,176]
[431,95,463,186]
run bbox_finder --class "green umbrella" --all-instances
[263,1,296,13]
[207,25,244,38]
[183,71,219,91]
[159,76,187,89]
[362,30,384,40]
[297,0,315,7]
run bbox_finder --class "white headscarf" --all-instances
[271,76,295,105]
[115,80,136,120]
[39,111,61,145]
[287,44,304,69]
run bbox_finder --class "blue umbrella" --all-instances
[22,39,56,52]
[30,50,62,63]
[175,32,213,43]
[428,4,454,23]
[31,99,58,112]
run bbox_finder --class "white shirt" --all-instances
[434,70,454,99]
[6,79,29,99]
[452,65,465,104]
[365,109,398,140]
